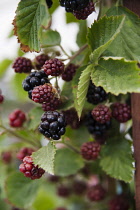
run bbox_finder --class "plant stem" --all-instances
[58,140,80,154]
[59,45,71,58]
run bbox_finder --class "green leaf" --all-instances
[0,59,12,78]
[54,148,84,176]
[28,107,43,130]
[87,15,125,63]
[66,12,78,23]
[91,57,140,95]
[14,0,50,52]
[41,30,61,47]
[77,65,93,118]
[5,172,40,208]
[76,20,87,47]
[32,142,56,174]
[100,136,134,182]
[105,6,140,62]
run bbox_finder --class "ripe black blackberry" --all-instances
[22,70,50,99]
[12,57,33,73]
[42,97,61,111]
[112,102,131,123]
[39,111,66,140]
[19,156,45,180]
[43,58,64,76]
[34,54,49,70]
[59,0,90,12]
[9,109,26,127]
[109,195,129,210]
[80,141,101,160]
[62,63,78,82]
[91,105,112,124]
[73,1,95,20]
[46,0,53,8]
[72,180,87,195]
[32,84,57,104]
[17,147,35,160]
[85,112,111,136]
[87,185,106,201]
[57,185,71,198]
[86,81,108,105]
[63,108,81,129]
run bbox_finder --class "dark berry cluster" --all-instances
[17,147,34,160]
[109,195,129,210]
[38,111,66,140]
[112,102,131,123]
[46,0,53,8]
[57,185,71,197]
[63,108,81,129]
[86,81,108,105]
[91,105,112,124]
[1,151,12,164]
[19,156,45,180]
[34,54,49,70]
[59,0,90,12]
[43,58,64,76]
[72,180,87,195]
[42,97,61,111]
[87,185,106,201]
[22,70,50,99]
[85,112,111,136]
[0,90,4,103]
[62,63,78,82]
[80,142,101,160]
[9,109,26,127]
[12,57,33,73]
[73,1,95,20]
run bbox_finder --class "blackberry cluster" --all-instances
[19,156,45,180]
[17,147,34,160]
[46,0,53,8]
[80,142,101,160]
[35,54,49,70]
[63,108,81,129]
[42,97,61,111]
[57,185,71,198]
[12,57,33,73]
[62,63,78,82]
[72,180,87,195]
[86,81,108,105]
[73,1,95,20]
[85,112,111,136]
[109,195,129,210]
[22,70,50,99]
[1,151,12,164]
[0,90,4,103]
[91,105,112,124]
[38,111,66,140]
[87,185,106,201]
[59,0,90,12]
[9,109,26,127]
[112,102,131,123]
[43,58,64,76]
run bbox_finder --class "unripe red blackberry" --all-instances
[81,142,101,160]
[12,57,33,73]
[57,185,71,198]
[39,111,66,140]
[32,84,57,104]
[112,102,131,123]
[59,0,90,12]
[46,0,53,8]
[72,180,87,195]
[34,54,49,70]
[48,174,60,182]
[73,1,95,20]
[109,195,129,210]
[19,156,45,180]
[9,109,26,127]
[0,90,4,103]
[87,185,106,201]
[1,151,12,164]
[91,105,112,124]
[43,58,64,76]
[63,108,81,129]
[62,64,78,82]
[87,81,108,105]
[17,147,34,160]
[95,134,107,145]
[42,97,61,111]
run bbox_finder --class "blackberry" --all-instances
[85,112,111,136]
[109,195,129,210]
[1,151,12,164]
[39,111,66,140]
[46,0,53,8]
[19,156,45,180]
[95,134,107,145]
[87,185,106,201]
[73,1,95,20]
[72,180,87,195]
[0,90,4,103]
[86,81,108,105]
[22,70,50,99]
[62,63,78,82]
[91,105,112,124]
[17,147,35,160]
[12,57,33,73]
[80,142,101,160]
[32,84,57,104]
[59,0,90,12]
[42,97,61,111]
[48,175,60,182]
[9,109,26,127]
[63,108,81,129]
[112,102,131,123]
[57,185,71,198]
[43,58,64,76]
[34,54,49,70]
